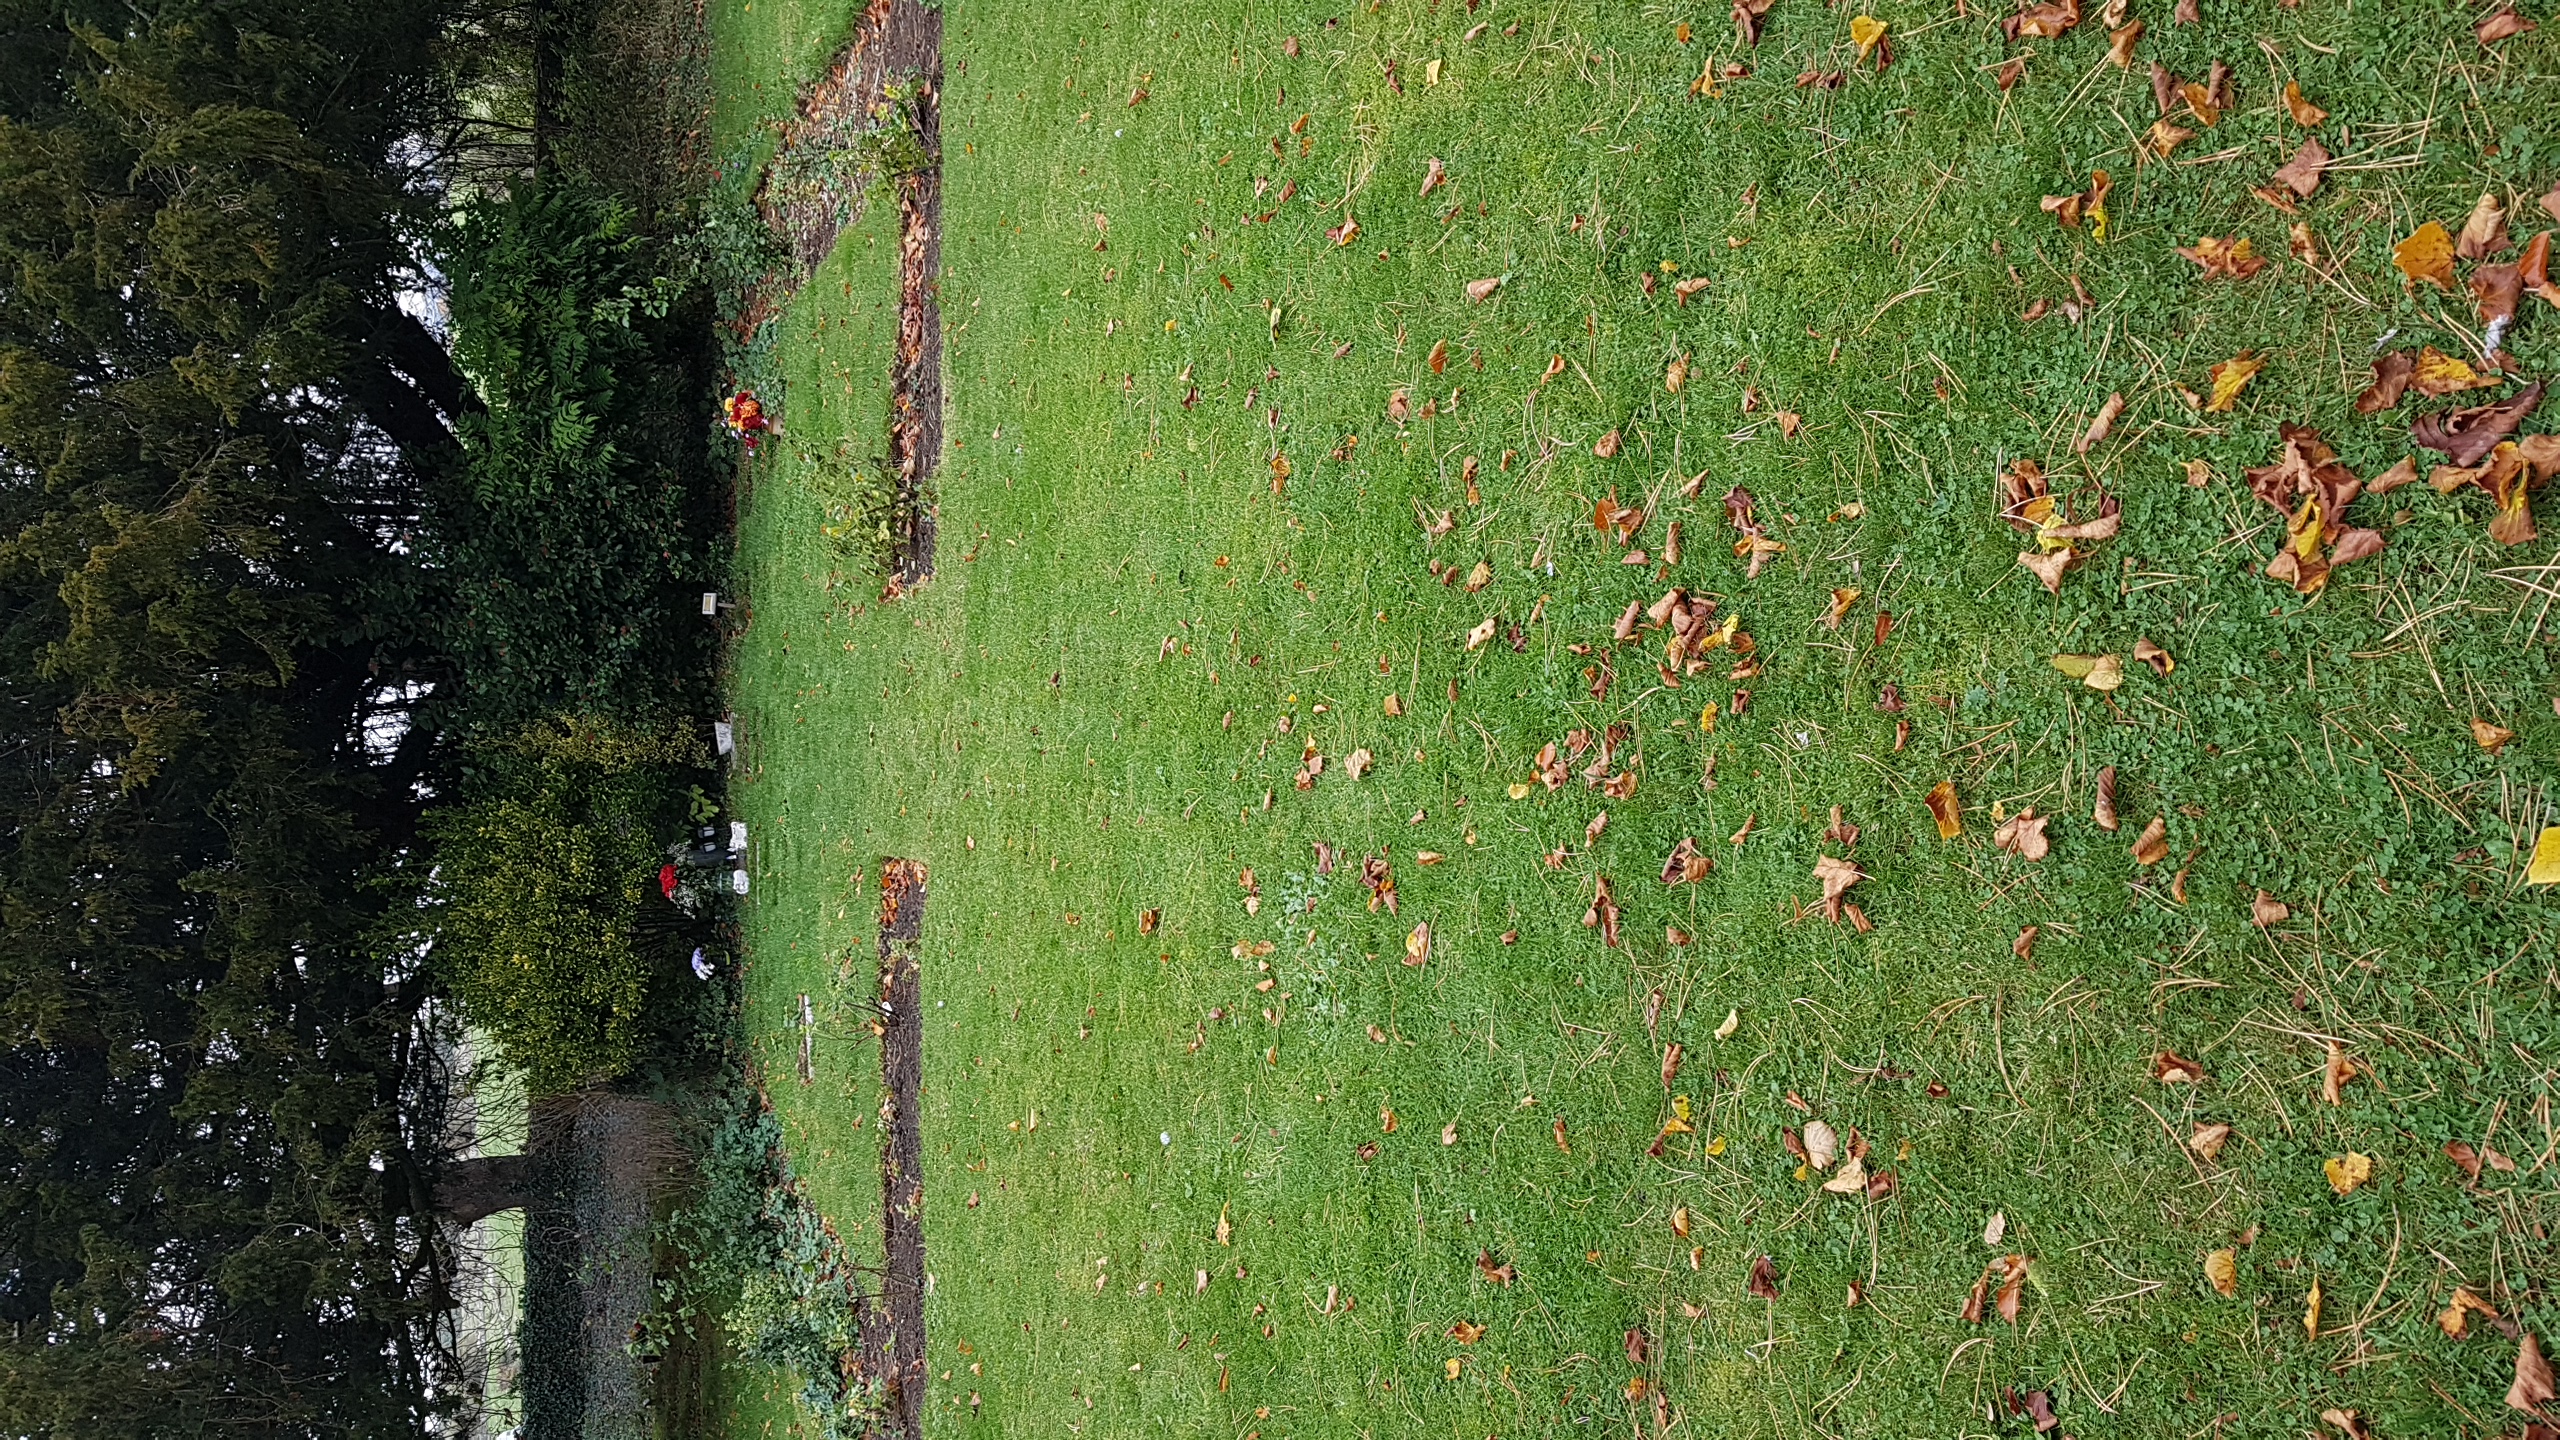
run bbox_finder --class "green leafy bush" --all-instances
[426,717,706,1092]
[436,182,722,734]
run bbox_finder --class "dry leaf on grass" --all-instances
[2076,392,2127,452]
[2322,1040,2357,1104]
[2283,81,2327,127]
[2205,1248,2239,1297]
[2040,170,2113,238]
[2413,346,2499,397]
[2461,192,2513,259]
[1992,809,2050,860]
[2481,5,2537,42]
[1814,854,1864,923]
[2395,221,2457,288]
[2324,1152,2372,1196]
[2002,0,2082,41]
[1477,1249,1515,1286]
[2251,890,2290,928]
[2244,426,2387,594]
[2052,652,2125,690]
[2154,1049,2206,1085]
[2271,139,2329,198]
[1746,1254,1780,1298]
[2176,235,2266,280]
[1925,781,1963,839]
[2190,1122,2232,1160]
[2131,816,2170,865]
[2305,1277,2324,1340]
[2441,1287,2503,1339]
[2206,353,2263,411]
[2474,718,2518,752]
[2512,1333,2557,1412]
[2094,765,2120,831]
[2358,350,2417,412]
[2415,383,2544,468]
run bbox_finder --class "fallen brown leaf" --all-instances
[1992,808,2050,861]
[1747,1254,1780,1299]
[2357,350,2416,412]
[2190,1122,2232,1160]
[2075,392,2126,451]
[2414,383,2545,467]
[2462,192,2515,259]
[2002,0,2082,41]
[2154,1049,2206,1085]
[2441,1287,2501,1339]
[2512,1333,2557,1412]
[2475,717,2518,752]
[2270,139,2329,198]
[2283,81,2326,127]
[2251,890,2290,928]
[2324,1151,2372,1195]
[1813,854,1864,923]
[2483,5,2538,42]
[2094,765,2120,831]
[2131,816,2170,865]
[1477,1249,1515,1286]
[1925,780,1963,840]
[2321,1039,2356,1104]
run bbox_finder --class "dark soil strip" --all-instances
[883,0,941,590]
[758,0,893,276]
[756,0,941,588]
[859,858,929,1437]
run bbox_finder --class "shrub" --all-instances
[436,182,721,735]
[426,716,706,1092]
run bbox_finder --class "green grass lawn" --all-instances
[711,1,2560,1433]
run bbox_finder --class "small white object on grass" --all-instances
[1160,1132,1172,1147]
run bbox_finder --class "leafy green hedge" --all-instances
[437,181,722,735]
[425,716,707,1092]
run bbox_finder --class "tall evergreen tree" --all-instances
[0,1,487,1430]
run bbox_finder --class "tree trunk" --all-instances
[434,1152,535,1227]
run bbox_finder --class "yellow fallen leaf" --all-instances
[1507,782,1531,800]
[1714,1008,1739,1040]
[2305,1277,2324,1340]
[2206,353,2263,412]
[2394,221,2456,289]
[1925,780,1963,839]
[2324,1152,2372,1196]
[1404,923,1431,965]
[1850,15,1888,60]
[2528,826,2560,885]
[2051,652,2126,691]
[2205,1248,2239,1298]
[1445,1356,1462,1380]
[2413,345,2498,395]
[1705,1135,1726,1156]
[1698,702,1718,733]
